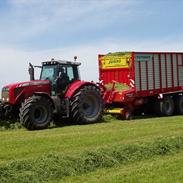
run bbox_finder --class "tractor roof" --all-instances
[42,59,81,66]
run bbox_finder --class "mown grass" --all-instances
[0,115,183,182]
[0,120,22,130]
[1,116,183,163]
[105,82,130,91]
[59,148,183,183]
[1,136,183,183]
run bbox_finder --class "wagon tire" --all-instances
[174,95,183,115]
[160,96,174,116]
[153,99,161,115]
[124,111,133,120]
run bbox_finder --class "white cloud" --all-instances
[1,38,183,90]
[1,0,138,45]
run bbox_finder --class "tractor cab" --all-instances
[31,59,81,96]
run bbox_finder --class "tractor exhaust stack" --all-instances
[28,63,35,81]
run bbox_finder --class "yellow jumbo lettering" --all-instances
[101,53,132,69]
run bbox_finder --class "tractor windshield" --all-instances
[40,65,57,82]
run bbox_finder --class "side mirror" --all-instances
[28,63,35,81]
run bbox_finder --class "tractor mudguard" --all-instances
[33,92,55,109]
[64,80,99,98]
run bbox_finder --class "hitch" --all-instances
[104,107,133,120]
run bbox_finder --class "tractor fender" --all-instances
[64,80,100,98]
[33,92,55,109]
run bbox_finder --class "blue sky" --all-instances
[0,0,183,88]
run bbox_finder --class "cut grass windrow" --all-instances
[1,136,183,183]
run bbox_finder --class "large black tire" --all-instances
[160,96,174,116]
[70,85,103,124]
[19,95,53,130]
[174,95,183,115]
[153,99,162,115]
[153,96,174,116]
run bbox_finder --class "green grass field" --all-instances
[0,115,183,182]
[58,150,183,183]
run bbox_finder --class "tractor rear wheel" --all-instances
[70,85,103,124]
[19,95,53,130]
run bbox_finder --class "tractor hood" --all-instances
[3,80,50,89]
[2,80,51,105]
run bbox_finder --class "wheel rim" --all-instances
[81,95,99,118]
[33,105,48,124]
[165,101,170,112]
[163,98,174,115]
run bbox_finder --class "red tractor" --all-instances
[0,59,103,130]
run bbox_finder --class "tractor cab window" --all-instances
[58,65,79,83]
[40,65,57,82]
[67,66,74,81]
[58,67,70,87]
[55,65,80,94]
[57,66,73,90]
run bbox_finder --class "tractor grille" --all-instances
[1,87,9,103]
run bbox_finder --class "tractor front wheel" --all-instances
[70,85,103,124]
[19,95,53,130]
